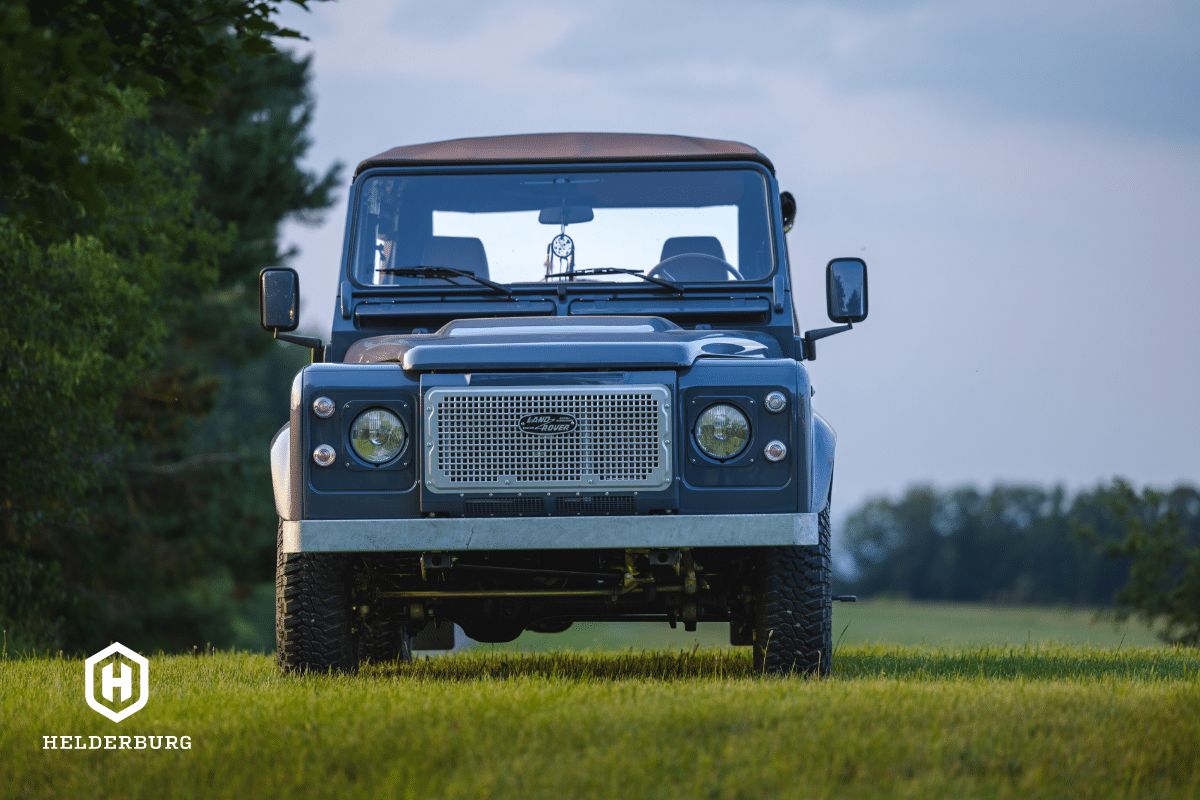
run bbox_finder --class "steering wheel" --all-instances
[648,253,743,282]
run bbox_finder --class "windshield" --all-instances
[350,168,774,287]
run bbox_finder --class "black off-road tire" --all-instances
[358,614,413,665]
[752,506,832,677]
[276,519,358,674]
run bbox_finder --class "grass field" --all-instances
[3,643,1197,799]
[491,597,1165,653]
[230,592,1165,655]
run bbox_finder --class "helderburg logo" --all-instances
[85,642,149,722]
[41,642,193,750]
[518,413,578,435]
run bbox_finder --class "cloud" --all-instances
[814,0,1200,141]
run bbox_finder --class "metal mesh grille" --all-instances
[426,386,671,492]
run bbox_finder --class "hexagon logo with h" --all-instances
[85,643,149,723]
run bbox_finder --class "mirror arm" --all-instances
[274,329,326,363]
[800,322,852,361]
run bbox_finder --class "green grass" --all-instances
[228,590,1165,655]
[3,645,1198,799]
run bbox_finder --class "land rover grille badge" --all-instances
[518,413,578,435]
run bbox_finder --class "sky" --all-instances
[273,0,1200,517]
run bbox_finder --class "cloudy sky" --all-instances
[274,0,1199,515]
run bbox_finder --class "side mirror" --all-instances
[260,267,300,332]
[826,258,868,323]
[258,266,325,360]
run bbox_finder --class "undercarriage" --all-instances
[355,547,755,644]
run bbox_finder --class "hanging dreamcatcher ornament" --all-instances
[545,223,574,278]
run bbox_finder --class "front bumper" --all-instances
[281,513,818,553]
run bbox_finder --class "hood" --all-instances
[343,316,782,371]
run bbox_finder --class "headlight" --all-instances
[350,408,406,463]
[695,404,750,459]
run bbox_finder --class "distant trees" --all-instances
[840,482,1200,623]
[1075,480,1200,646]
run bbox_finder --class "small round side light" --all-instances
[313,444,337,467]
[764,440,788,462]
[312,396,336,418]
[764,391,787,414]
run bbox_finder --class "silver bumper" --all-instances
[281,513,818,553]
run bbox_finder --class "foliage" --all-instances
[0,92,227,650]
[72,47,342,654]
[840,483,1138,606]
[1075,479,1200,646]
[0,0,338,654]
[0,0,316,231]
[36,47,339,655]
[2,647,1199,799]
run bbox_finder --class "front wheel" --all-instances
[752,506,832,677]
[275,519,358,674]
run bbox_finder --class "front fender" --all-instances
[810,411,836,512]
[271,423,299,520]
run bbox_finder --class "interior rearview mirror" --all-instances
[826,258,868,323]
[538,205,595,225]
[260,267,300,332]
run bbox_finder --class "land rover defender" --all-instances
[260,133,868,676]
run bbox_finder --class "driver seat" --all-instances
[653,236,735,281]
[660,236,725,262]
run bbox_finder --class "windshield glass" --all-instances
[350,168,774,287]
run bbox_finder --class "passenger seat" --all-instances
[421,236,490,280]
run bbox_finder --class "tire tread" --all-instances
[753,507,833,676]
[275,519,357,673]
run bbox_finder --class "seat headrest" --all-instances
[660,236,725,262]
[421,236,489,279]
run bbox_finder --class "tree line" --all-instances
[839,480,1200,645]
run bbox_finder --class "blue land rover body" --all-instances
[260,133,867,676]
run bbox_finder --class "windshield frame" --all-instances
[342,160,782,293]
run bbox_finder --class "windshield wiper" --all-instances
[544,267,683,296]
[377,266,513,299]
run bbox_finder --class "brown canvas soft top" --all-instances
[354,132,774,178]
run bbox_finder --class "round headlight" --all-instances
[350,408,406,463]
[695,404,750,460]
